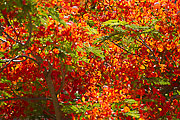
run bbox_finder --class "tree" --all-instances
[0,0,180,119]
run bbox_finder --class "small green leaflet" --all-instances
[86,46,104,59]
[85,26,98,35]
[48,8,67,27]
[124,99,138,104]
[102,19,155,33]
[124,110,140,118]
[102,20,127,26]
[0,52,5,58]
[177,90,180,95]
[143,28,154,33]
[37,7,67,27]
[0,91,12,98]
[0,78,12,85]
[154,81,170,85]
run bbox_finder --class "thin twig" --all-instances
[0,12,33,47]
[98,32,120,44]
[0,59,27,63]
[0,38,7,42]
[0,22,24,46]
[1,10,19,39]
[0,97,52,102]
[0,55,37,73]
[111,40,141,57]
[137,36,159,63]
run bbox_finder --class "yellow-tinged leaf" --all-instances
[124,106,130,112]
[88,115,90,119]
[57,94,60,98]
[119,90,122,94]
[158,108,162,111]
[155,25,160,30]
[147,49,150,53]
[140,65,145,69]
[82,96,85,102]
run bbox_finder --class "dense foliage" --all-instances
[0,0,180,119]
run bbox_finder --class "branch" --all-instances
[44,61,63,119]
[0,97,52,102]
[31,53,44,65]
[111,40,141,57]
[0,59,26,63]
[0,38,7,42]
[98,32,140,56]
[0,55,37,73]
[1,10,18,37]
[98,32,120,44]
[137,36,159,63]
[25,13,32,45]
[0,12,33,47]
[30,53,63,119]
[0,22,24,46]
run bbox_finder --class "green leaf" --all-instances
[150,19,161,25]
[145,77,170,85]
[92,38,103,45]
[154,81,170,85]
[87,20,95,27]
[77,46,84,52]
[15,0,23,7]
[114,27,127,32]
[124,99,138,104]
[86,46,104,59]
[125,24,150,30]
[92,103,100,107]
[0,52,5,58]
[71,105,79,112]
[177,90,180,95]
[0,91,12,98]
[48,8,67,27]
[143,28,154,33]
[102,20,127,26]
[124,111,140,118]
[0,77,11,85]
[85,26,98,35]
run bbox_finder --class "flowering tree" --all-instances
[0,0,180,119]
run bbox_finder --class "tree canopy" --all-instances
[0,0,180,119]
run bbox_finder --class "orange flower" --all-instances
[131,103,138,109]
[53,48,59,54]
[139,118,145,120]
[158,44,164,52]
[124,106,130,113]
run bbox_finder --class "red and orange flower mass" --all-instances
[0,0,180,119]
